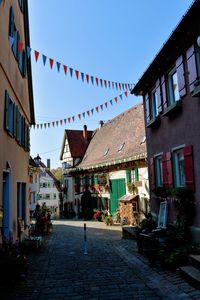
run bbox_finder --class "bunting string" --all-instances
[9,36,134,91]
[32,90,129,130]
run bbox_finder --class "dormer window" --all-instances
[118,142,125,152]
[103,148,109,157]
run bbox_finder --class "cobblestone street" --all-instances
[3,220,200,300]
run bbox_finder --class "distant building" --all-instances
[132,0,200,241]
[0,0,35,242]
[28,157,40,217]
[37,159,62,217]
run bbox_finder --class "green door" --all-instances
[110,179,126,215]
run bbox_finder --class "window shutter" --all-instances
[13,103,17,138]
[4,91,10,131]
[9,7,15,37]
[161,75,167,110]
[126,169,131,183]
[144,93,150,123]
[184,145,195,191]
[162,152,173,188]
[156,79,162,113]
[134,168,139,181]
[150,158,155,189]
[94,175,98,184]
[16,106,20,142]
[22,50,26,77]
[176,55,186,97]
[186,45,198,92]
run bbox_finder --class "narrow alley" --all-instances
[3,220,200,300]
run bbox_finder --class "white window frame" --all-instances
[172,146,186,188]
[154,154,163,187]
[167,67,180,105]
[150,88,159,119]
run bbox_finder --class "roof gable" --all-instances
[78,103,146,168]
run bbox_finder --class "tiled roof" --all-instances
[60,129,93,159]
[77,102,146,169]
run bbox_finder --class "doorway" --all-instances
[2,171,11,239]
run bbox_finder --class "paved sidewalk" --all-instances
[3,220,200,300]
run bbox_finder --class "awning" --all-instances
[119,194,139,203]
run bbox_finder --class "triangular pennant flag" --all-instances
[64,119,67,124]
[114,97,118,103]
[81,72,84,82]
[86,74,89,83]
[75,70,79,80]
[104,80,107,88]
[9,36,15,48]
[124,91,128,97]
[49,58,54,69]
[72,116,75,122]
[100,104,103,110]
[26,46,32,58]
[78,114,81,119]
[63,64,67,75]
[91,108,94,115]
[44,123,47,128]
[34,50,39,62]
[110,100,113,105]
[104,102,108,108]
[87,111,90,116]
[18,41,23,52]
[91,76,94,85]
[122,83,125,90]
[48,123,50,128]
[108,81,111,89]
[60,120,63,125]
[118,83,122,90]
[56,121,59,126]
[115,82,118,90]
[69,67,73,77]
[125,83,128,90]
[40,124,43,129]
[42,54,47,66]
[95,106,99,113]
[37,124,39,129]
[56,62,61,72]
[119,94,123,101]
[82,112,85,118]
[95,77,99,86]
[112,82,115,89]
[52,121,55,127]
[100,79,103,87]
[68,117,71,123]
[128,84,131,90]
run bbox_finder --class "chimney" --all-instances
[83,125,88,140]
[47,159,50,169]
[99,120,104,128]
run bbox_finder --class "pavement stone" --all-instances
[1,220,200,299]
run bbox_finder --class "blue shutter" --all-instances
[4,91,9,131]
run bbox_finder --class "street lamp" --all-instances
[34,154,41,166]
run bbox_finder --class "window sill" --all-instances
[146,116,160,128]
[162,100,182,117]
[192,80,200,97]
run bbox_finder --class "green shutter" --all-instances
[126,169,131,183]
[94,175,98,184]
[4,91,9,131]
[16,106,20,142]
[13,103,17,138]
[9,7,15,37]
[134,168,139,181]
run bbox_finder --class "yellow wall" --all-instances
[0,1,32,241]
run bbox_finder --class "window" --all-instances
[167,68,179,105]
[18,0,24,12]
[118,142,125,152]
[4,91,14,136]
[155,156,163,187]
[103,148,109,157]
[54,194,56,199]
[46,194,50,199]
[173,148,185,188]
[150,89,159,119]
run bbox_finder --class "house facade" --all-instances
[0,0,35,242]
[60,126,93,217]
[132,0,200,241]
[37,160,62,217]
[28,157,40,217]
[67,104,149,224]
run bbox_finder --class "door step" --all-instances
[179,265,200,289]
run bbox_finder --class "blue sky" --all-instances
[29,0,193,169]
